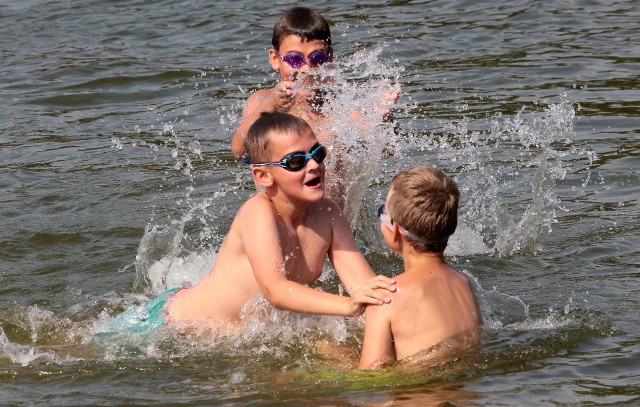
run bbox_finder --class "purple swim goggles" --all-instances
[275,49,331,69]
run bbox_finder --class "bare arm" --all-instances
[359,304,395,370]
[326,199,395,299]
[231,82,296,159]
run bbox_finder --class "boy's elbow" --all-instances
[232,148,244,160]
[231,138,245,159]
[261,286,287,310]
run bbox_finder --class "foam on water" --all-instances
[0,328,57,366]
[133,189,234,296]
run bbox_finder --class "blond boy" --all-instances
[166,112,396,328]
[358,167,482,370]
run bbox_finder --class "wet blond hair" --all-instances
[388,166,459,253]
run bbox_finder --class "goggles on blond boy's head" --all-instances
[377,203,440,246]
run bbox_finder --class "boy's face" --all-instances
[257,128,326,202]
[269,35,333,83]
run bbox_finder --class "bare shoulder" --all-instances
[234,193,274,223]
[450,266,473,286]
[241,192,272,208]
[245,89,273,106]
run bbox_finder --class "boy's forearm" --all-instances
[265,281,356,316]
[332,257,376,296]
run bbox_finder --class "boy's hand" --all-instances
[348,275,397,316]
[377,80,401,117]
[270,81,295,112]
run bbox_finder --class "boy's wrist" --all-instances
[262,88,280,113]
[334,296,354,317]
[345,297,363,317]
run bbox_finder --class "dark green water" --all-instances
[1,0,638,405]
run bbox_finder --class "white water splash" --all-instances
[133,191,233,295]
[409,95,595,257]
[463,270,530,330]
[292,46,405,228]
[103,50,597,363]
[0,327,57,366]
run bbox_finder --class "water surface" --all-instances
[1,0,639,405]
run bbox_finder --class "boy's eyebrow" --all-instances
[282,143,320,156]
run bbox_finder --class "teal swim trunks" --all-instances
[96,287,182,336]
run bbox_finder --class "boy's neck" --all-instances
[400,245,447,273]
[264,191,309,226]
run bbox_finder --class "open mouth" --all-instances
[305,176,322,187]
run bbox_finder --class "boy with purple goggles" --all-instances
[231,7,400,209]
[231,7,335,161]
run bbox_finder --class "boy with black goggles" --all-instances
[162,112,396,335]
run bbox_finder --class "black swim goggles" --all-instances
[245,143,327,172]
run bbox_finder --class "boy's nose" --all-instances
[306,155,322,171]
[299,63,311,73]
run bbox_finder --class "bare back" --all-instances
[389,265,481,359]
[360,261,481,368]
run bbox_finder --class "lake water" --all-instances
[1,0,638,405]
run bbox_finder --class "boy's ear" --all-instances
[269,48,281,71]
[252,166,274,187]
[392,223,403,243]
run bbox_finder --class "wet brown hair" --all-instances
[244,112,312,164]
[272,7,331,50]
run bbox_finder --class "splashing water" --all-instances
[130,45,408,298]
[408,95,595,257]
[0,46,599,371]
[133,189,236,296]
[289,46,404,229]
[463,270,529,330]
[123,50,596,358]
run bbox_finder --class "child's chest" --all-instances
[279,224,331,285]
